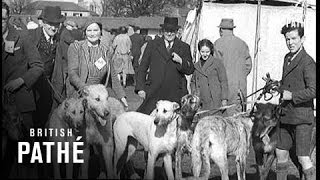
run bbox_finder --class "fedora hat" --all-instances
[160,17,180,31]
[39,6,65,24]
[218,18,236,29]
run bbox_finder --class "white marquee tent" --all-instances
[182,0,316,106]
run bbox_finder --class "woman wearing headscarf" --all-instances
[67,20,128,106]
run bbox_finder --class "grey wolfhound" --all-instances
[190,113,253,180]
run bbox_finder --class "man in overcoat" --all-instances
[129,24,145,84]
[27,6,65,178]
[275,22,316,180]
[2,2,43,178]
[135,17,194,114]
[213,18,252,115]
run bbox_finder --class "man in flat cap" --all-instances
[213,18,252,115]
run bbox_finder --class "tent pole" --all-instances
[252,0,262,102]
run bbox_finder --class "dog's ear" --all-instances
[173,102,180,111]
[82,98,88,108]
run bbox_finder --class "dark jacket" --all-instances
[2,27,43,112]
[51,27,77,102]
[130,33,144,67]
[135,37,194,114]
[279,48,316,125]
[191,55,228,110]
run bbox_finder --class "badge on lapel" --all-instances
[5,40,20,53]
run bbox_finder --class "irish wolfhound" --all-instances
[79,84,125,179]
[191,113,253,180]
[113,100,180,180]
[47,97,85,179]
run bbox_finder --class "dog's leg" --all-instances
[261,152,276,180]
[102,140,114,179]
[191,135,202,177]
[164,154,174,180]
[201,149,211,180]
[145,152,157,180]
[175,144,183,180]
[211,151,229,180]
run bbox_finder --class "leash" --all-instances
[45,77,64,104]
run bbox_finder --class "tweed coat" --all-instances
[2,27,43,113]
[213,34,252,103]
[190,55,228,110]
[135,37,194,114]
[67,39,125,99]
[279,47,316,125]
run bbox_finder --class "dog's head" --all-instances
[63,98,85,132]
[153,100,180,126]
[180,94,202,118]
[251,103,281,138]
[81,84,110,126]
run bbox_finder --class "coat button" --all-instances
[288,85,291,88]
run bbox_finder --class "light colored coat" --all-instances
[213,33,252,104]
[190,55,228,110]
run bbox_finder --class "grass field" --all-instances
[120,84,301,180]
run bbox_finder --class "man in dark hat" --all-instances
[2,2,43,178]
[213,18,252,115]
[135,17,194,114]
[27,6,65,178]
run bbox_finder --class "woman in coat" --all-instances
[112,26,134,88]
[67,20,128,107]
[191,39,228,114]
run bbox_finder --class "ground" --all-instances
[121,83,301,180]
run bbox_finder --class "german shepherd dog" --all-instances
[251,102,316,180]
[175,94,202,180]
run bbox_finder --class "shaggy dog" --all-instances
[190,113,253,180]
[251,103,316,180]
[47,97,85,179]
[79,84,125,179]
[113,100,180,180]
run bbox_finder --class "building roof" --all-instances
[24,1,90,12]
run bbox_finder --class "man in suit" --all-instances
[129,24,145,84]
[135,17,194,114]
[27,6,65,178]
[275,22,316,180]
[2,2,43,178]
[213,18,252,115]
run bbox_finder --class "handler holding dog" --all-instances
[276,21,316,180]
[135,17,194,114]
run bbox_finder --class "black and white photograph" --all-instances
[1,0,316,179]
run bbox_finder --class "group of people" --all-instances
[2,2,316,179]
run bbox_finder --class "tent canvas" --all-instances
[182,2,316,106]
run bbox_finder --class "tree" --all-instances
[100,0,196,17]
[8,0,31,14]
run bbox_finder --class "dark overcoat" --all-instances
[190,55,228,110]
[130,33,145,68]
[135,37,194,114]
[2,27,43,113]
[279,48,316,125]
